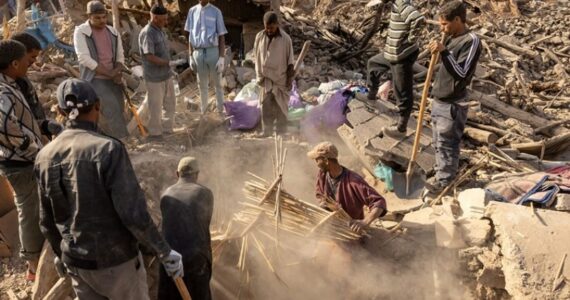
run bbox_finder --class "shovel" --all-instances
[174,277,192,300]
[405,34,447,195]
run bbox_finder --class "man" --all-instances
[365,0,424,138]
[159,157,214,300]
[0,40,44,281]
[254,11,295,137]
[184,0,227,115]
[35,79,183,299]
[308,142,387,233]
[424,1,482,195]
[73,0,128,139]
[11,32,63,140]
[139,4,184,141]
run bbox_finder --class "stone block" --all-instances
[459,218,492,246]
[434,217,468,249]
[555,193,570,211]
[457,188,490,219]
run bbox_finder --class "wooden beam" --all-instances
[469,89,568,136]
[43,277,72,300]
[111,0,121,32]
[16,0,26,33]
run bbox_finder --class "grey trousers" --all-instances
[261,92,287,135]
[67,255,150,300]
[431,99,469,184]
[193,47,224,113]
[0,165,44,261]
[144,79,176,136]
[90,79,129,139]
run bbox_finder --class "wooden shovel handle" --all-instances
[409,34,448,163]
[174,277,192,300]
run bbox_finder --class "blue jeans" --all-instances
[431,99,469,184]
[193,47,224,113]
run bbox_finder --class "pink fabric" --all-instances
[91,27,114,78]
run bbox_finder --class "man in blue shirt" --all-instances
[184,0,227,115]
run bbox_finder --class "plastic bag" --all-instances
[224,101,260,130]
[235,81,260,102]
[288,81,304,109]
[301,89,350,142]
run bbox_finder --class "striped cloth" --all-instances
[0,73,43,163]
[383,0,425,63]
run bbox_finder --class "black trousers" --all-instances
[367,51,419,118]
[158,255,212,300]
[366,53,391,95]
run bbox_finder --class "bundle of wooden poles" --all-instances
[236,174,363,242]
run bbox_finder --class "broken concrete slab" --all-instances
[555,193,570,211]
[434,217,468,249]
[459,218,492,247]
[458,188,490,219]
[485,201,570,299]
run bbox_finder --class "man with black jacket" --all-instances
[425,1,482,195]
[35,79,183,299]
[158,157,214,300]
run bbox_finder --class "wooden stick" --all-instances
[111,0,121,32]
[429,155,487,206]
[406,34,446,195]
[294,41,312,74]
[552,253,568,292]
[308,211,339,235]
[43,277,72,300]
[174,277,192,300]
[258,176,282,206]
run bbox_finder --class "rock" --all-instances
[477,266,506,289]
[485,202,570,299]
[457,188,490,219]
[235,67,256,85]
[224,74,237,91]
[459,218,492,246]
[555,193,570,211]
[434,217,468,249]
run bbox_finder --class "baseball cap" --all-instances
[307,142,339,159]
[178,157,200,175]
[150,4,168,15]
[57,79,99,110]
[86,1,106,15]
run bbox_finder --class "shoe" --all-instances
[424,177,446,194]
[382,115,409,138]
[382,125,406,138]
[145,134,164,142]
[26,265,36,282]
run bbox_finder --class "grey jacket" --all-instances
[73,21,125,82]
[35,121,170,269]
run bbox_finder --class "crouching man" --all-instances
[308,142,387,233]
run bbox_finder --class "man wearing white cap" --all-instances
[159,156,214,300]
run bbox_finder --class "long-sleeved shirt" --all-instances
[0,73,43,166]
[315,167,387,220]
[383,0,425,63]
[35,120,170,270]
[160,178,213,263]
[432,31,482,103]
[73,21,125,82]
[15,77,62,139]
[254,29,295,115]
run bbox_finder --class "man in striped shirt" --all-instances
[366,0,424,138]
[424,1,482,195]
[0,40,45,280]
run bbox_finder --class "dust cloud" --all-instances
[132,132,471,300]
